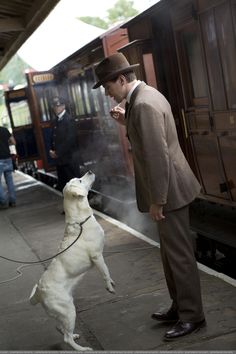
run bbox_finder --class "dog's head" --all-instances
[63,171,95,221]
[63,171,95,198]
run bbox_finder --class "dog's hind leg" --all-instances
[56,324,80,340]
[91,254,115,293]
[56,300,92,351]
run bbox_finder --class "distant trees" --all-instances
[78,0,139,29]
[0,54,30,89]
[0,54,32,121]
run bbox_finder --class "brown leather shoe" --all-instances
[164,319,206,340]
[151,308,179,322]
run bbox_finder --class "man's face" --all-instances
[103,76,126,103]
[53,104,65,115]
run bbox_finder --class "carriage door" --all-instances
[175,20,230,201]
[4,88,39,163]
[26,71,58,171]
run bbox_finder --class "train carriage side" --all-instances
[58,27,135,204]
[121,0,236,253]
[122,0,236,207]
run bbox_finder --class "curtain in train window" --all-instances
[83,81,92,114]
[182,29,208,100]
[71,72,97,117]
[71,82,85,116]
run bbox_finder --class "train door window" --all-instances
[9,100,31,127]
[214,2,236,109]
[181,25,208,107]
[200,10,227,110]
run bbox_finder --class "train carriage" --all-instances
[4,0,236,256]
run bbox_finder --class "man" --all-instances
[93,53,205,340]
[50,96,79,192]
[0,125,16,209]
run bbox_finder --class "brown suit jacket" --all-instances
[125,82,201,212]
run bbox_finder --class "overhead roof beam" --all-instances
[0,0,60,71]
[0,17,25,32]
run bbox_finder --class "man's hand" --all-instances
[49,149,57,159]
[149,204,165,221]
[110,105,125,125]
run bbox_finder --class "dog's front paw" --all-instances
[106,279,115,293]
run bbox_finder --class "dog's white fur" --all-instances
[29,171,115,351]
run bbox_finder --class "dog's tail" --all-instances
[29,284,41,305]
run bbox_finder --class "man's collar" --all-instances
[126,80,141,103]
[57,109,66,120]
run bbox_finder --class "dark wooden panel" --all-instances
[128,17,152,41]
[218,132,236,201]
[191,134,230,199]
[197,0,228,12]
[170,0,196,30]
[214,112,236,130]
[188,112,211,130]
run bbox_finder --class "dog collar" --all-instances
[79,215,92,226]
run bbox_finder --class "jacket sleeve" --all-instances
[134,102,169,205]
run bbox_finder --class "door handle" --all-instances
[181,109,188,139]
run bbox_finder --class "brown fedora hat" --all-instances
[93,53,139,89]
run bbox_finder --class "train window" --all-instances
[39,97,50,121]
[71,83,85,116]
[34,85,58,122]
[182,29,208,100]
[201,10,227,110]
[9,100,31,127]
[98,86,111,116]
[83,81,92,114]
[215,2,236,110]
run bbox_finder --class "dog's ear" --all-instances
[63,184,87,198]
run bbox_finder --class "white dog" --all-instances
[29,171,115,351]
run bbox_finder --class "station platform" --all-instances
[0,171,236,352]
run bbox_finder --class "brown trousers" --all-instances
[158,204,205,322]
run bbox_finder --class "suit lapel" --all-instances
[125,82,146,126]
